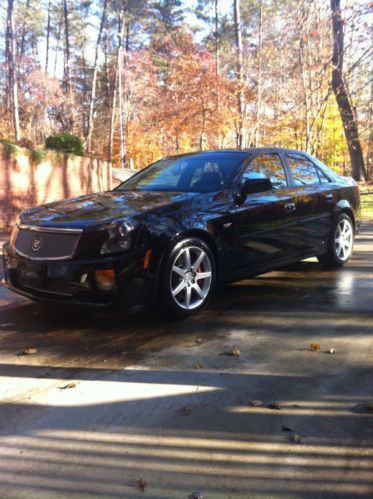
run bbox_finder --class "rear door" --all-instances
[221,152,300,277]
[282,152,330,255]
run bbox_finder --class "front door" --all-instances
[220,153,299,278]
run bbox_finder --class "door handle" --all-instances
[325,193,334,202]
[284,202,296,213]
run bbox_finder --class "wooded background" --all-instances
[1,0,372,179]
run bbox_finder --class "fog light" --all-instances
[94,269,116,291]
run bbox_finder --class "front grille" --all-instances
[15,227,81,260]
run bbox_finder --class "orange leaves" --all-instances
[310,343,321,351]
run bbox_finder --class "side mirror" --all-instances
[234,177,273,205]
[241,177,273,195]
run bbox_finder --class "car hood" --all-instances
[18,190,202,230]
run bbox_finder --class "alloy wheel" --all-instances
[170,245,212,310]
[334,218,353,262]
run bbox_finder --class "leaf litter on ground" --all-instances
[18,347,37,356]
[137,478,147,492]
[310,343,321,351]
[268,402,281,410]
[58,382,76,390]
[249,400,263,407]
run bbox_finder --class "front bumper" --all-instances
[2,243,154,308]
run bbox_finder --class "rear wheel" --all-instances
[160,237,216,318]
[317,214,354,268]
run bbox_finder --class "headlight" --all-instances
[100,220,135,255]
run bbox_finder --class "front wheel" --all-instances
[317,214,354,268]
[159,237,216,318]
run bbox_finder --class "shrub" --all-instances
[30,149,47,165]
[1,140,20,159]
[45,133,85,156]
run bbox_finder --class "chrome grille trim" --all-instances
[15,227,81,261]
[18,224,83,234]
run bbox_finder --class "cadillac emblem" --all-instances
[31,235,41,252]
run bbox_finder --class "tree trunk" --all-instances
[214,0,222,148]
[330,0,366,181]
[108,68,117,163]
[8,0,21,141]
[254,0,263,147]
[86,0,108,151]
[233,0,245,149]
[63,0,73,111]
[5,1,11,112]
[117,12,126,168]
[45,0,51,72]
[19,0,31,62]
[53,12,63,78]
[366,79,373,179]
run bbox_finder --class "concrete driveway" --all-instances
[0,225,372,498]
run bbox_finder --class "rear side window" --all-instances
[286,154,321,186]
[318,169,331,184]
[242,154,287,189]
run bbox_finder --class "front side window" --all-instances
[242,154,287,189]
[118,152,248,193]
[286,154,321,186]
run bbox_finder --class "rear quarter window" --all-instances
[286,154,321,186]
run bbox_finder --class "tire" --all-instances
[159,237,216,318]
[317,213,354,268]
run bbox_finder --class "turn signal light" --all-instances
[143,249,152,269]
[94,269,116,291]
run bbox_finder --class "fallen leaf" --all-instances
[18,347,37,356]
[269,402,281,410]
[291,433,303,444]
[195,338,203,344]
[183,405,193,416]
[225,346,241,356]
[364,401,373,412]
[59,383,76,390]
[292,404,300,408]
[193,362,204,369]
[249,400,263,407]
[191,491,203,499]
[310,343,320,351]
[137,478,147,492]
[281,425,293,432]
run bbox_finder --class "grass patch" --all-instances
[360,185,373,221]
[30,148,47,165]
[0,139,20,159]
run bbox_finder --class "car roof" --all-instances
[166,148,311,158]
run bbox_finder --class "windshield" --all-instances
[117,152,248,193]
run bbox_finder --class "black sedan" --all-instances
[2,148,360,317]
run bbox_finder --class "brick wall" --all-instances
[0,146,112,229]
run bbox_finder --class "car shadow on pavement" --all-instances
[0,364,372,498]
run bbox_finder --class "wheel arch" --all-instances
[336,200,356,230]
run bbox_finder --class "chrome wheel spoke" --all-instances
[192,250,204,271]
[185,286,192,308]
[172,265,185,278]
[172,280,186,297]
[196,271,211,280]
[184,247,191,270]
[193,282,205,299]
